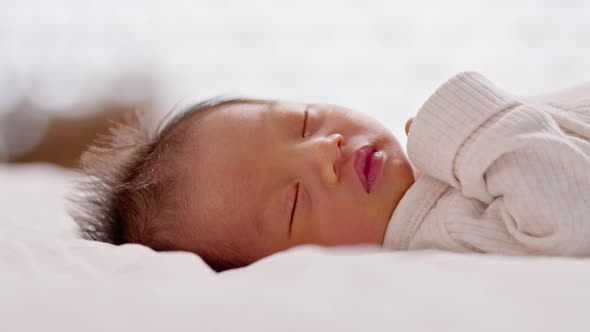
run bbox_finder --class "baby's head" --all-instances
[72,98,415,271]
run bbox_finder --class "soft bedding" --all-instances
[1,164,590,332]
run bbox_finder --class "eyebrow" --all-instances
[259,103,301,235]
[255,105,289,235]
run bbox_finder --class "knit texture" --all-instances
[383,72,590,256]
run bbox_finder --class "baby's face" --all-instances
[175,100,415,266]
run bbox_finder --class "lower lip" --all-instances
[354,145,384,193]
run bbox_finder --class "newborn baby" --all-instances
[72,72,590,271]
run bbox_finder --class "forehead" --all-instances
[185,101,267,193]
[176,101,291,238]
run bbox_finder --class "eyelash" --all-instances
[289,109,308,233]
[289,183,300,234]
[301,109,309,138]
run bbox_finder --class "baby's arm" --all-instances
[407,72,590,255]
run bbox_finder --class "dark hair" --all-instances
[69,96,255,271]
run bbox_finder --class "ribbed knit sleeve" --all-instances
[407,72,517,190]
[403,72,590,256]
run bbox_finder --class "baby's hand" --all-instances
[405,117,414,136]
[405,117,422,178]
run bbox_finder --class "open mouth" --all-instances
[354,145,383,193]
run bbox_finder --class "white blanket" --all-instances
[3,1,590,330]
[1,164,590,332]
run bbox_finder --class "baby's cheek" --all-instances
[326,214,383,245]
[350,217,384,243]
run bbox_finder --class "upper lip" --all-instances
[354,145,377,193]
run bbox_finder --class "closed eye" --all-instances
[289,182,300,234]
[289,108,308,233]
[301,109,309,138]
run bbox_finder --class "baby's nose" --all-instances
[316,133,343,184]
[330,133,344,150]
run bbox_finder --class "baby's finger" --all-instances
[405,117,414,136]
[414,168,423,178]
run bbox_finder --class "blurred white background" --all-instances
[1,0,589,159]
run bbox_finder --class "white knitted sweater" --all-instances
[383,72,590,256]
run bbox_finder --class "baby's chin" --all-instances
[380,146,415,222]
